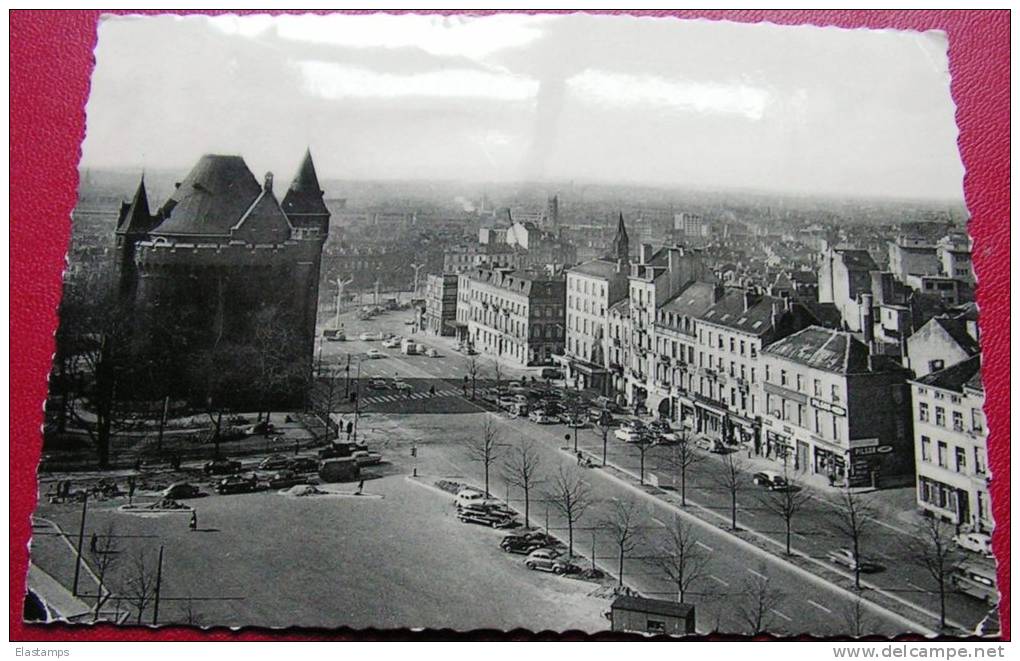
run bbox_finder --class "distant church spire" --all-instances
[610,212,629,263]
[116,175,153,235]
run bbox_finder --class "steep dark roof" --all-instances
[152,155,262,236]
[764,326,874,374]
[916,355,982,392]
[116,177,154,234]
[838,249,878,272]
[964,365,984,393]
[931,316,980,355]
[699,291,809,336]
[612,595,693,619]
[801,301,843,329]
[281,149,330,218]
[660,281,718,318]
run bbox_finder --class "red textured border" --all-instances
[10,9,1010,641]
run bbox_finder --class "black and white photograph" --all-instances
[28,12,998,638]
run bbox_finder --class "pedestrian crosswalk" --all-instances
[360,388,461,406]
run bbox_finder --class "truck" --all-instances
[401,338,420,355]
[318,457,360,483]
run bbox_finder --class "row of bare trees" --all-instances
[84,523,161,624]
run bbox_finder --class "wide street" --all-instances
[310,303,993,636]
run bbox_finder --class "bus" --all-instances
[950,559,998,605]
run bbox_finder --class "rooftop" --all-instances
[569,258,624,280]
[915,355,982,393]
[764,326,895,374]
[611,595,694,620]
[659,281,719,318]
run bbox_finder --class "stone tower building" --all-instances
[114,151,330,408]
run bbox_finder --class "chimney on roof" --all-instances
[263,172,274,192]
[742,288,759,312]
[616,258,623,273]
[771,300,782,330]
[861,293,875,348]
[639,243,653,264]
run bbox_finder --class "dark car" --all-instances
[290,457,319,473]
[203,459,242,475]
[457,504,516,528]
[162,482,201,499]
[216,474,259,495]
[259,454,291,471]
[267,469,305,489]
[752,471,789,491]
[500,531,557,554]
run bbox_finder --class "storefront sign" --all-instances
[810,397,846,417]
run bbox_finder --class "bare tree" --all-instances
[492,360,503,392]
[601,497,642,587]
[464,356,480,400]
[907,516,959,630]
[654,516,709,603]
[715,452,746,530]
[89,522,120,620]
[757,469,811,555]
[463,415,503,497]
[633,434,653,485]
[502,438,542,528]
[829,490,877,589]
[251,306,304,422]
[661,432,703,507]
[121,548,158,625]
[840,590,874,637]
[734,565,785,635]
[596,410,613,467]
[546,466,593,558]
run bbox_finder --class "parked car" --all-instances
[365,349,384,359]
[540,367,564,380]
[258,454,292,471]
[393,380,413,392]
[216,474,259,495]
[752,471,789,491]
[203,458,242,475]
[529,410,558,424]
[162,482,200,499]
[382,338,400,348]
[588,407,614,425]
[591,396,620,412]
[268,469,305,489]
[368,378,390,390]
[954,531,994,556]
[524,548,576,574]
[614,427,651,443]
[457,504,516,528]
[425,347,439,357]
[561,414,588,428]
[456,488,487,509]
[501,534,547,555]
[350,450,383,466]
[358,332,377,341]
[826,548,876,573]
[290,457,319,473]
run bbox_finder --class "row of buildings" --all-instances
[422,213,988,533]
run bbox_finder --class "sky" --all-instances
[82,13,965,200]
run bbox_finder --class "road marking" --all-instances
[905,581,932,595]
[747,567,768,580]
[708,574,730,587]
[771,609,792,622]
[807,599,833,614]
[695,541,714,552]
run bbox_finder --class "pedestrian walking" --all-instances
[355,480,364,496]
[89,532,98,554]
[189,510,198,531]
[576,451,583,466]
[429,385,436,396]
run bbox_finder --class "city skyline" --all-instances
[82,14,965,201]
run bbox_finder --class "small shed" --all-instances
[610,595,696,636]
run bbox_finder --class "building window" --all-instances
[928,359,945,372]
[831,384,842,403]
[765,365,772,382]
[919,402,930,422]
[646,619,666,634]
[975,448,987,475]
[780,370,788,387]
[740,340,746,356]
[952,411,964,432]
[937,441,948,468]
[935,406,946,428]
[955,447,967,473]
[796,374,804,392]
[972,409,985,432]
[729,338,735,352]
[814,379,822,397]
[921,436,931,462]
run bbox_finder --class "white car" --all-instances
[614,427,650,443]
[954,532,993,556]
[456,488,487,509]
[425,347,439,358]
[358,332,376,341]
[365,349,383,359]
[382,338,400,348]
[393,380,413,392]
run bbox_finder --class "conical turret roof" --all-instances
[282,149,330,217]
[116,176,155,234]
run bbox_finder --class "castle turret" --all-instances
[115,176,157,298]
[282,149,330,236]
